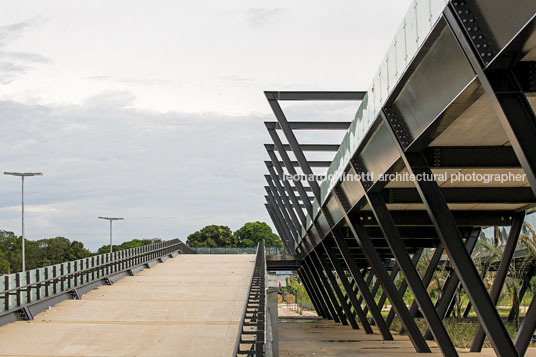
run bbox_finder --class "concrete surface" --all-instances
[279,318,536,357]
[0,254,254,357]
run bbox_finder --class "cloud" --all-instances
[246,8,284,28]
[83,75,174,86]
[0,92,274,250]
[0,18,50,84]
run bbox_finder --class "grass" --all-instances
[389,317,519,348]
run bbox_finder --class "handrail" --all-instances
[233,240,267,357]
[0,239,183,316]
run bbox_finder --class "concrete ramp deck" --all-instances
[0,255,255,357]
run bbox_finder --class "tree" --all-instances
[234,222,283,248]
[186,225,237,248]
[96,238,158,254]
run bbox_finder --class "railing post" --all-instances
[4,275,9,311]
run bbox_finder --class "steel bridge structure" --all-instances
[263,1,536,356]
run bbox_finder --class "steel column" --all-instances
[301,266,333,320]
[514,292,536,356]
[332,235,393,339]
[508,264,535,322]
[424,229,480,340]
[304,258,341,323]
[322,242,374,333]
[385,249,424,328]
[307,254,348,325]
[314,248,359,329]
[471,212,526,351]
[297,268,326,318]
[386,132,518,356]
[332,187,430,352]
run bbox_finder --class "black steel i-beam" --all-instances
[359,269,376,315]
[265,152,307,227]
[297,268,326,318]
[322,242,373,333]
[384,121,518,356]
[265,178,302,239]
[300,266,332,320]
[360,186,457,356]
[508,264,535,322]
[304,257,341,323]
[377,262,401,314]
[332,235,393,339]
[471,212,526,351]
[265,126,314,216]
[265,194,295,249]
[308,253,348,326]
[514,291,536,356]
[314,248,359,330]
[445,4,536,199]
[332,187,430,353]
[264,198,293,252]
[264,204,292,254]
[401,247,444,333]
[424,228,480,340]
[385,248,424,328]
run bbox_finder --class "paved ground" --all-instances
[0,254,254,357]
[279,318,536,356]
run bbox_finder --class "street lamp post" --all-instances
[4,172,43,272]
[98,217,124,253]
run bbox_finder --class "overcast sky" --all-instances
[0,0,413,251]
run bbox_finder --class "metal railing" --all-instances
[0,239,183,321]
[192,247,285,255]
[233,241,267,357]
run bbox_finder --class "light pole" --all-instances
[98,217,124,253]
[4,171,43,272]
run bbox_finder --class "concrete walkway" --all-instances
[0,254,254,357]
[279,318,536,356]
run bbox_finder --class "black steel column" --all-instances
[385,127,518,356]
[385,249,423,328]
[265,177,301,241]
[401,247,444,333]
[424,228,480,340]
[298,268,326,318]
[314,248,359,329]
[307,253,348,325]
[332,235,393,339]
[361,189,457,356]
[445,4,536,198]
[471,212,526,351]
[265,186,299,244]
[265,195,294,251]
[508,264,535,322]
[322,242,374,333]
[304,257,341,324]
[514,292,536,356]
[332,187,430,352]
[301,265,332,320]
[377,262,401,314]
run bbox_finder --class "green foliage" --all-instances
[186,225,237,248]
[0,231,92,274]
[96,238,160,254]
[284,276,312,306]
[234,221,283,248]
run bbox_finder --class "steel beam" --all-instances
[304,257,341,324]
[322,242,374,333]
[514,292,536,356]
[508,264,535,322]
[332,187,430,352]
[265,126,314,216]
[264,204,292,254]
[265,91,366,101]
[300,266,332,320]
[264,195,294,251]
[385,249,424,328]
[314,249,359,329]
[402,247,445,333]
[265,179,301,242]
[445,4,536,198]
[297,268,326,318]
[265,121,351,130]
[385,114,518,356]
[332,234,393,339]
[265,188,299,244]
[424,228,480,340]
[275,144,340,152]
[471,212,526,351]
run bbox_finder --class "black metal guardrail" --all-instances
[234,241,267,357]
[0,239,187,326]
